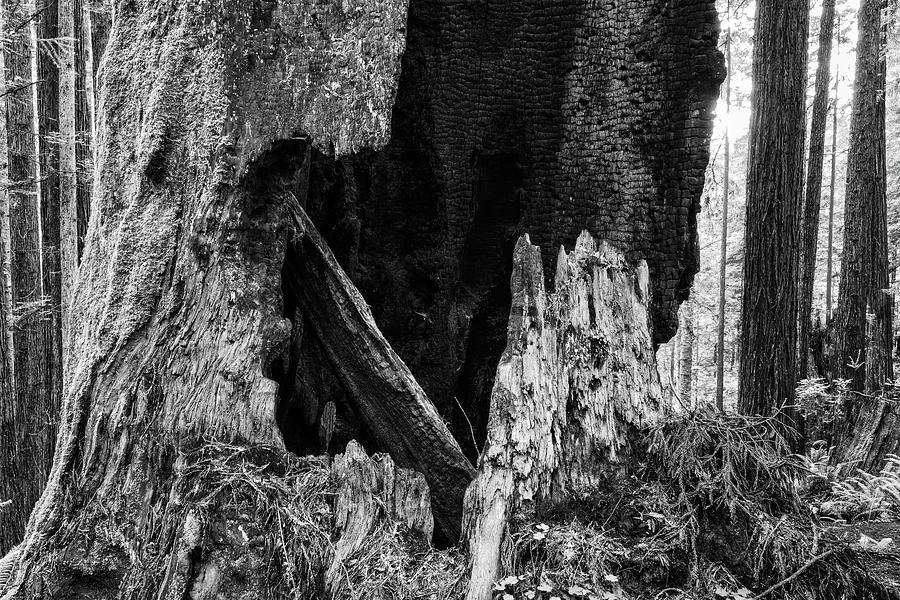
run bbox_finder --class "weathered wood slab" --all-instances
[285,199,475,542]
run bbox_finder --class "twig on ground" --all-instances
[753,548,836,600]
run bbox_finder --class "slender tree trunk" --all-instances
[37,0,64,473]
[0,2,18,553]
[679,299,695,407]
[59,0,77,358]
[715,3,731,412]
[75,0,92,259]
[825,29,839,327]
[81,3,97,159]
[739,0,809,448]
[798,0,836,381]
[831,0,893,390]
[0,0,53,553]
[0,4,13,388]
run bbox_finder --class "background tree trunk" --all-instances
[739,0,808,448]
[59,0,77,355]
[825,31,839,327]
[0,0,17,555]
[715,3,731,412]
[679,299,695,407]
[0,0,55,554]
[831,0,893,390]
[37,0,64,446]
[798,0,836,381]
[463,233,666,600]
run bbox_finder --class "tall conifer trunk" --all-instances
[831,0,893,390]
[0,0,54,553]
[739,0,809,448]
[798,0,837,380]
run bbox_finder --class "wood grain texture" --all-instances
[285,200,474,542]
[327,440,434,596]
[739,0,808,446]
[463,232,666,600]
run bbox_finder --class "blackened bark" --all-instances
[300,0,724,445]
[738,0,808,447]
[798,0,836,381]
[831,0,893,390]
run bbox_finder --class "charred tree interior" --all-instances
[0,0,722,593]
[271,0,723,457]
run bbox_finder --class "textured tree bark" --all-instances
[798,0,836,381]
[831,0,893,391]
[0,0,55,554]
[462,232,666,600]
[59,0,77,354]
[0,0,416,593]
[739,0,808,448]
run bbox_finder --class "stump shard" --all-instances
[463,232,667,600]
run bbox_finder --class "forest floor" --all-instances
[205,410,900,600]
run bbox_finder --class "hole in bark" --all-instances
[265,139,521,466]
[270,275,378,457]
[454,153,522,460]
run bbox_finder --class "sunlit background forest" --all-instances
[660,0,900,407]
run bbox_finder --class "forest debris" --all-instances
[327,440,435,594]
[284,197,475,542]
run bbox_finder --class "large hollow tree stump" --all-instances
[463,232,668,600]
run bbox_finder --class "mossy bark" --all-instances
[1,0,417,595]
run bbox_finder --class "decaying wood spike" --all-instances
[284,198,475,542]
[463,232,667,600]
[327,440,434,596]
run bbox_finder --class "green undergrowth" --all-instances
[41,440,464,600]
[46,415,899,600]
[492,412,899,600]
[177,441,465,600]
